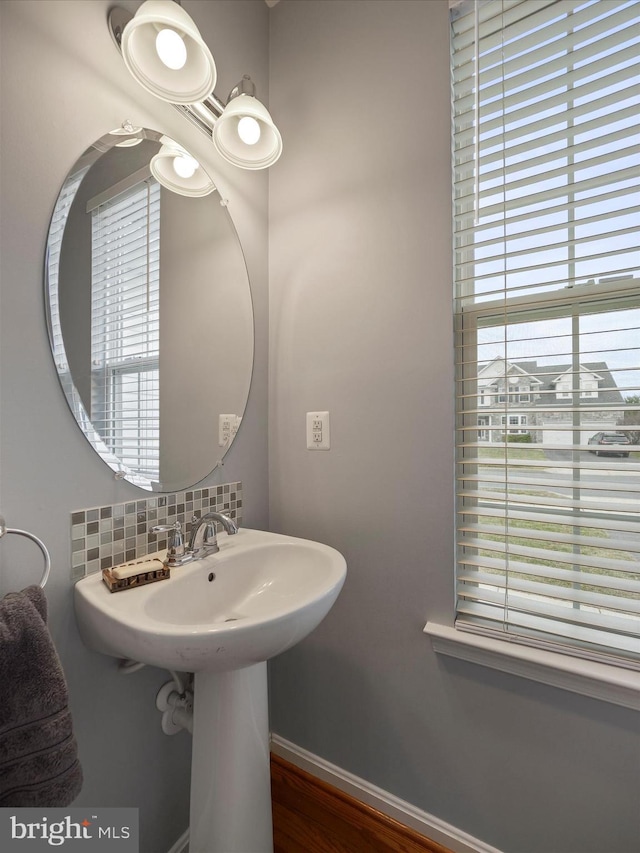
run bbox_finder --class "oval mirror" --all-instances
[45,127,254,492]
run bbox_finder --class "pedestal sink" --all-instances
[74,528,347,853]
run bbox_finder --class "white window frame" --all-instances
[510,414,528,434]
[427,291,640,713]
[455,280,640,658]
[426,0,640,708]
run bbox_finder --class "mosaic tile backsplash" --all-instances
[71,482,242,581]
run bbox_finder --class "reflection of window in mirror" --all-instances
[89,178,160,481]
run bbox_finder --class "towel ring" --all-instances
[0,515,51,588]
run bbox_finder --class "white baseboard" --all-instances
[270,734,503,853]
[168,736,503,853]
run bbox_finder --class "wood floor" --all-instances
[271,754,454,853]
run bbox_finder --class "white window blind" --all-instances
[452,0,640,667]
[90,179,161,481]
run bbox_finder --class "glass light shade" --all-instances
[150,142,215,197]
[212,94,283,170]
[121,0,217,104]
[237,116,261,146]
[155,28,187,70]
[172,154,198,178]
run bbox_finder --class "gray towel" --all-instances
[0,585,82,806]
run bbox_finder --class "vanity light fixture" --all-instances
[118,0,217,104]
[211,75,283,170]
[150,137,216,197]
[109,1,283,170]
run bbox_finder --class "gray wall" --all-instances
[267,3,639,853]
[0,2,269,851]
[160,187,253,489]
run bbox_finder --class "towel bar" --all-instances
[0,515,51,588]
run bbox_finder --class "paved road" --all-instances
[477,450,640,559]
[544,449,638,464]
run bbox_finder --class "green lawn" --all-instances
[478,446,547,461]
[477,517,640,600]
[464,448,640,602]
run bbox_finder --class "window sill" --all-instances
[424,623,639,711]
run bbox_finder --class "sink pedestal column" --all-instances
[189,663,273,853]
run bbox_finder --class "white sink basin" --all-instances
[74,527,346,672]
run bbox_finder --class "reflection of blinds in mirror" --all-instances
[91,179,161,481]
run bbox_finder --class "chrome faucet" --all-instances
[150,512,238,567]
[187,511,238,559]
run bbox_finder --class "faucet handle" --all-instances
[150,521,186,561]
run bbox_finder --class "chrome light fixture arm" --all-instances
[175,76,258,136]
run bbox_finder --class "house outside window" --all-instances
[553,367,603,400]
[451,0,640,668]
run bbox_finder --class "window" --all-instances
[452,0,640,668]
[506,414,528,433]
[502,414,528,432]
[90,179,161,482]
[478,415,490,440]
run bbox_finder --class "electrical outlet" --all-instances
[219,414,235,446]
[306,411,330,450]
